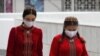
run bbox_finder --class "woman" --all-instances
[6,8,43,56]
[49,17,88,56]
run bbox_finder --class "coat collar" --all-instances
[19,24,35,32]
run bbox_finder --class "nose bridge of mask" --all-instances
[71,30,77,34]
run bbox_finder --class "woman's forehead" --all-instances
[64,21,78,26]
[65,26,78,30]
[24,14,36,18]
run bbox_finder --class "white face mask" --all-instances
[65,30,77,38]
[23,19,34,27]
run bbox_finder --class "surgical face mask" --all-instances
[23,19,34,27]
[65,30,77,38]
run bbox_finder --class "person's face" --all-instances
[24,14,36,21]
[65,25,78,31]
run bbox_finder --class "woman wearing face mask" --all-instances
[6,8,43,56]
[49,17,88,56]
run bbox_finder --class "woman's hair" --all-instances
[60,16,85,43]
[22,7,37,18]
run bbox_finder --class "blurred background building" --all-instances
[0,0,100,56]
[0,0,100,12]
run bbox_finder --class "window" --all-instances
[6,0,13,12]
[65,0,72,11]
[63,0,100,11]
[25,0,44,12]
[0,0,13,13]
[0,0,4,12]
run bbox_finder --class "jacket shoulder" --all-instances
[34,26,42,31]
[33,26,42,33]
[10,27,16,31]
[54,34,62,38]
[53,34,62,42]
